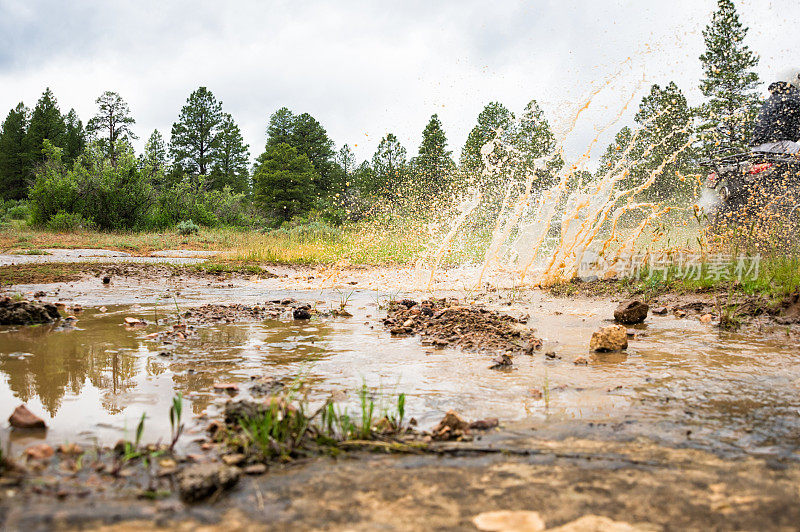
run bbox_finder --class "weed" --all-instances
[169,393,184,450]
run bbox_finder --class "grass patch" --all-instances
[0,263,84,285]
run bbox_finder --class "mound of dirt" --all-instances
[383,298,539,355]
[0,297,60,325]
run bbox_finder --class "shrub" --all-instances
[48,211,94,232]
[7,203,29,220]
[176,219,200,235]
[29,141,153,230]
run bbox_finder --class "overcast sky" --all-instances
[1,0,798,167]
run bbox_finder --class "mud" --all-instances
[383,298,540,356]
[1,261,799,530]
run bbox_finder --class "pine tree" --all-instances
[460,102,515,175]
[698,0,760,157]
[253,143,316,222]
[169,87,223,186]
[24,88,66,172]
[515,99,562,189]
[62,109,86,168]
[633,82,694,200]
[371,133,408,198]
[265,107,295,148]
[143,130,168,172]
[290,113,336,192]
[210,113,250,193]
[411,114,455,197]
[86,91,136,162]
[0,103,30,200]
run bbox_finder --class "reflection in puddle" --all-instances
[1,295,799,460]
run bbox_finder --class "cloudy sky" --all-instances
[1,0,798,166]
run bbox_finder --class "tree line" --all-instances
[0,0,761,230]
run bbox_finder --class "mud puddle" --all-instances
[1,288,799,462]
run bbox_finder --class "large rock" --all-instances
[177,463,241,502]
[613,300,649,325]
[9,404,46,429]
[0,297,60,325]
[590,325,628,352]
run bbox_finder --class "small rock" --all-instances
[177,463,240,502]
[33,291,46,299]
[523,338,543,355]
[213,383,239,393]
[432,410,471,441]
[402,318,415,328]
[25,444,54,461]
[0,297,60,325]
[489,354,513,369]
[399,299,418,309]
[652,307,668,315]
[469,418,499,430]
[124,317,144,326]
[292,308,311,320]
[700,313,713,323]
[473,510,545,531]
[573,356,589,365]
[613,300,649,324]
[590,325,628,352]
[221,453,245,466]
[546,514,648,531]
[530,388,544,399]
[544,351,559,359]
[244,464,267,475]
[102,276,111,284]
[58,443,82,455]
[9,404,46,429]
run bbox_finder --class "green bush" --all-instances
[7,204,30,220]
[176,219,200,235]
[29,141,153,230]
[48,211,94,231]
[149,178,261,229]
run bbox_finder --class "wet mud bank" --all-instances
[1,262,799,529]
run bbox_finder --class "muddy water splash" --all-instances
[416,76,699,290]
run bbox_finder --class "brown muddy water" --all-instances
[2,280,800,463]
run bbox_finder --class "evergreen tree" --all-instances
[0,103,30,200]
[515,100,563,190]
[597,126,636,181]
[460,102,515,175]
[265,107,295,148]
[24,88,66,172]
[143,130,168,172]
[169,86,223,186]
[261,108,337,195]
[62,109,86,168]
[371,133,408,198]
[253,143,316,222]
[697,0,760,156]
[290,113,336,192]
[411,114,455,196]
[336,144,356,179]
[210,113,250,193]
[633,82,694,200]
[86,91,136,162]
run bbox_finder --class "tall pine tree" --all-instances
[0,103,30,200]
[460,102,515,175]
[210,112,250,193]
[24,88,66,173]
[411,114,454,197]
[371,133,408,198]
[697,0,760,157]
[86,91,136,163]
[62,109,86,168]
[169,86,223,186]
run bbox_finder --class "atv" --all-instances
[699,151,800,246]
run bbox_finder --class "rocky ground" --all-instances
[1,263,800,530]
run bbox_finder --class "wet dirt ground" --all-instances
[1,258,800,530]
